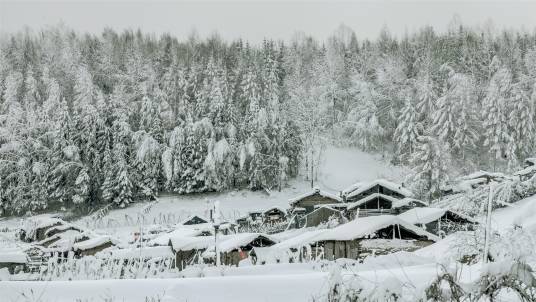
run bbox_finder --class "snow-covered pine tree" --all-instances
[411,134,451,200]
[509,82,535,160]
[482,57,515,167]
[394,98,421,161]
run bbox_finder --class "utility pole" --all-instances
[483,182,494,263]
[213,201,221,267]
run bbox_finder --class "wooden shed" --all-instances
[289,188,343,214]
[202,233,277,266]
[73,236,116,257]
[262,207,287,224]
[298,206,345,228]
[398,207,477,237]
[345,193,400,219]
[169,236,215,270]
[0,249,28,274]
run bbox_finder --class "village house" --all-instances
[20,216,65,242]
[288,188,343,214]
[398,207,477,237]
[201,233,277,266]
[268,215,438,262]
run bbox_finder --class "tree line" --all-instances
[1,21,536,214]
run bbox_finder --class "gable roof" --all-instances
[346,193,401,210]
[179,215,210,225]
[289,188,342,206]
[398,207,477,225]
[262,206,288,215]
[344,179,412,199]
[315,215,439,242]
[272,215,439,250]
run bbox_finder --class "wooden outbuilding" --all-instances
[398,207,477,237]
[298,206,345,228]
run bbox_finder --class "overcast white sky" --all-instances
[1,1,536,43]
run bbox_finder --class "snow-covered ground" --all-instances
[1,146,534,302]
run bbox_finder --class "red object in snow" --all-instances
[239,249,247,260]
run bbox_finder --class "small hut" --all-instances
[289,188,342,214]
[202,233,277,266]
[298,206,345,228]
[73,236,116,257]
[20,216,65,242]
[0,248,28,274]
[169,236,215,270]
[262,207,287,224]
[343,179,412,203]
[345,193,400,218]
[398,207,477,237]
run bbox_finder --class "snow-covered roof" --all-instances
[39,230,88,250]
[169,236,215,252]
[149,228,204,246]
[513,165,536,177]
[344,179,412,199]
[100,246,174,260]
[303,205,341,217]
[288,188,342,206]
[0,248,28,263]
[313,203,348,209]
[73,236,115,251]
[341,182,365,196]
[178,215,209,225]
[315,215,439,242]
[271,229,327,250]
[346,193,401,210]
[273,215,439,250]
[202,233,277,256]
[22,215,64,237]
[262,206,288,214]
[43,224,82,237]
[391,198,428,209]
[398,207,476,225]
[398,208,446,225]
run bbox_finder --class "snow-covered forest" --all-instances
[1,22,536,215]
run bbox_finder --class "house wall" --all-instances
[299,208,341,227]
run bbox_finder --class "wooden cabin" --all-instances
[298,206,345,228]
[271,215,438,261]
[202,233,277,266]
[20,216,65,242]
[262,207,287,224]
[169,236,215,270]
[398,207,477,237]
[73,236,116,257]
[0,249,28,274]
[343,179,412,203]
[289,188,343,214]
